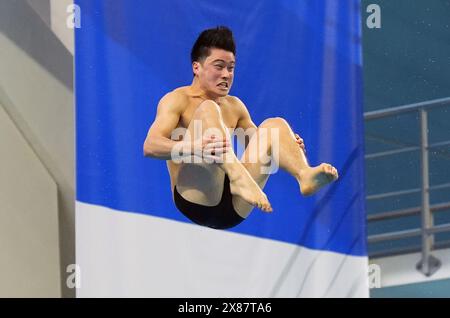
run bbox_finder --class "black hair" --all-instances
[191,26,236,63]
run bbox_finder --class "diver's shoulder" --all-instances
[225,95,247,109]
[159,87,189,107]
[172,86,191,95]
[164,86,190,98]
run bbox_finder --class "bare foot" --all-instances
[298,163,339,196]
[229,172,273,212]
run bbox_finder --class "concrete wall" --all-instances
[50,0,74,55]
[0,103,60,297]
[0,1,74,297]
[26,0,74,54]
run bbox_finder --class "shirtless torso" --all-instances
[152,85,257,207]
[143,45,338,226]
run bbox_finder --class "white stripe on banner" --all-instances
[76,202,368,298]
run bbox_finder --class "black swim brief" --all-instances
[174,174,245,229]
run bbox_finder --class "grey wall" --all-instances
[0,0,74,297]
[0,102,60,297]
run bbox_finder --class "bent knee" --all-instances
[259,117,289,128]
[195,100,221,118]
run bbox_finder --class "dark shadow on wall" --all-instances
[0,0,73,91]
[27,0,51,27]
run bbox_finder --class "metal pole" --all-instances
[416,109,441,276]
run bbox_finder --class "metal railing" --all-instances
[365,97,450,276]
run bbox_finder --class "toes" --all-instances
[261,201,268,211]
[332,168,338,179]
[320,163,339,181]
[324,164,335,175]
[321,163,332,173]
[258,195,272,212]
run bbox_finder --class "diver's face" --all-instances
[193,48,235,97]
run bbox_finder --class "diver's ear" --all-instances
[192,61,200,76]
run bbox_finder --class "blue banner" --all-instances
[76,0,366,257]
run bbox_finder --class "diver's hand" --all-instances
[192,135,231,162]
